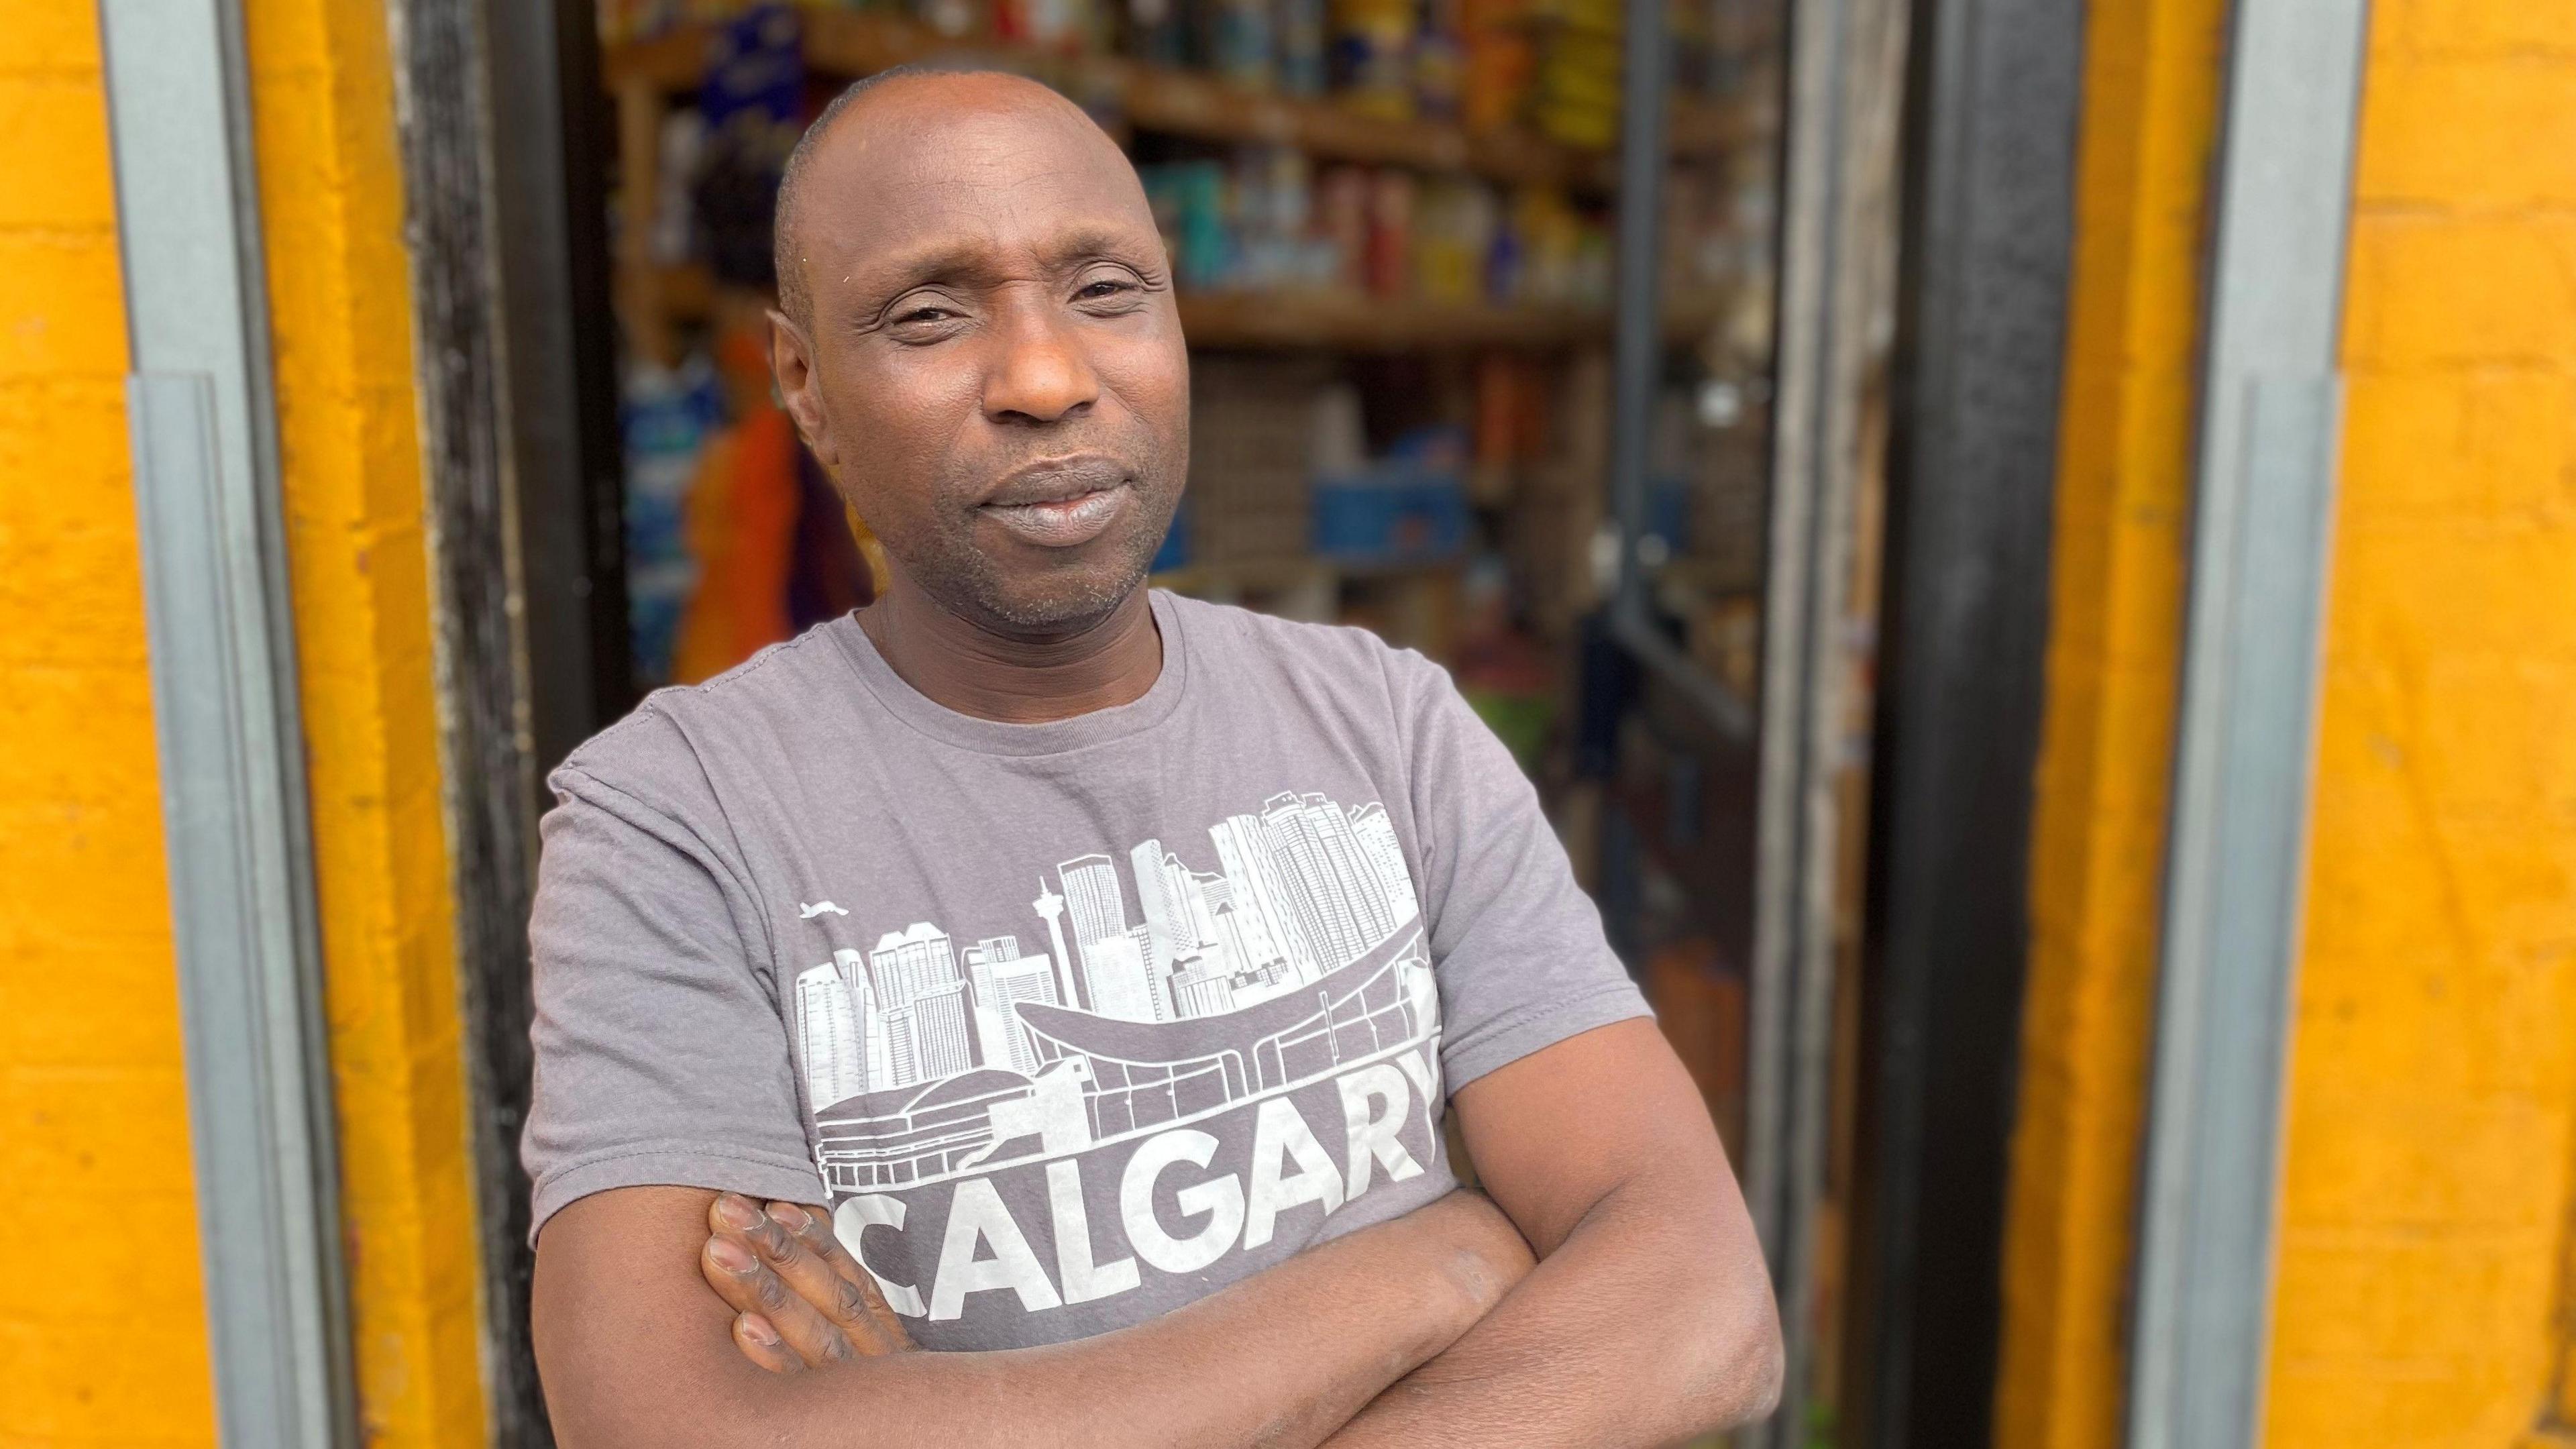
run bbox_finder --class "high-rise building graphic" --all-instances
[830,949,894,1091]
[1079,927,1161,1022]
[1059,853,1127,948]
[906,979,975,1081]
[973,953,1060,1073]
[1130,839,1180,979]
[1348,803,1421,926]
[879,1002,921,1087]
[961,936,1022,971]
[1210,815,1316,980]
[794,962,869,1108]
[866,922,962,1012]
[1258,792,1398,971]
[962,936,1059,1073]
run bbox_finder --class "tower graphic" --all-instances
[1032,878,1085,1011]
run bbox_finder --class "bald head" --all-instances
[771,68,1140,331]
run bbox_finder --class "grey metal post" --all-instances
[1603,0,1760,741]
[2127,0,2371,1444]
[1607,0,1670,630]
[95,3,359,1445]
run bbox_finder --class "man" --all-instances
[527,66,1780,1446]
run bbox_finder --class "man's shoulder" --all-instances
[550,619,859,806]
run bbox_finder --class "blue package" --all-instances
[1311,464,1468,565]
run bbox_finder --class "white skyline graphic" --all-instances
[789,790,1430,1185]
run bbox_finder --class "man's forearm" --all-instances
[535,1187,1527,1449]
[1321,1176,1783,1448]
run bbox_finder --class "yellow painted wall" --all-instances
[1987,1,2223,1446]
[2264,1,2576,1444]
[244,0,492,1441]
[0,7,219,1440]
[0,2,488,1444]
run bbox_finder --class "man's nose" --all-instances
[983,304,1099,425]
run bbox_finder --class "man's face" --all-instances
[771,78,1189,637]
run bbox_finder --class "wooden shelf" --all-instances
[638,263,1737,352]
[1181,290,1611,350]
[1185,288,1730,348]
[602,9,1763,193]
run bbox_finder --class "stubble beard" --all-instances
[906,472,1183,640]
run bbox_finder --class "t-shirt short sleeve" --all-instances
[1396,655,1652,1090]
[521,724,826,1242]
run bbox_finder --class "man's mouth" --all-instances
[977,458,1134,549]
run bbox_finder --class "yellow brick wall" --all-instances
[0,7,219,1441]
[0,3,488,1444]
[1987,0,2223,1445]
[243,0,492,1441]
[2265,1,2576,1444]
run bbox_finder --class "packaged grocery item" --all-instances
[1275,0,1328,93]
[1312,425,1471,566]
[1364,169,1416,298]
[621,353,724,687]
[1212,0,1277,85]
[1330,0,1417,118]
[1316,166,1373,291]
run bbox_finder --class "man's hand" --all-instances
[697,1192,914,1372]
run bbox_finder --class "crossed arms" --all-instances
[532,1018,1782,1447]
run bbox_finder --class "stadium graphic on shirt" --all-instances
[790,790,1437,1193]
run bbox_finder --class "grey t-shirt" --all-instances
[525,589,1648,1350]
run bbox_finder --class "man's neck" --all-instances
[856,577,1162,724]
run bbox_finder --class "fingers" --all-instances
[767,1201,914,1354]
[731,1313,804,1375]
[702,1196,855,1368]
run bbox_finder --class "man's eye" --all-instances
[896,305,957,325]
[1077,278,1136,301]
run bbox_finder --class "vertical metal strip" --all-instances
[1749,0,1844,1303]
[96,4,359,1446]
[1603,0,1761,743]
[2127,0,2370,1444]
[1750,0,1913,1440]
[1607,0,1669,632]
[1747,0,1845,1438]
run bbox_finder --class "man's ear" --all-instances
[769,307,839,469]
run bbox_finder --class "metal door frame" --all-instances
[98,3,360,1443]
[2126,1,2369,1443]
[1603,0,1913,1440]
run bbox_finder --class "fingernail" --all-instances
[710,1237,756,1273]
[714,1195,760,1228]
[767,1203,811,1231]
[741,1313,779,1345]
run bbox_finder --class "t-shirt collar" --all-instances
[826,588,1190,757]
